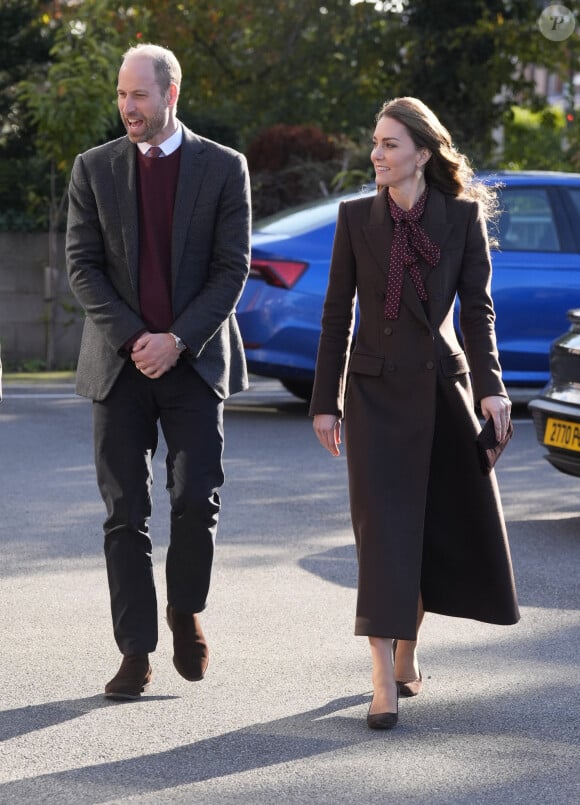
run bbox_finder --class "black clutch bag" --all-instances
[476,417,513,475]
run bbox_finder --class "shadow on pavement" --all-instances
[0,693,369,802]
[0,694,179,742]
[0,682,576,803]
[299,544,357,589]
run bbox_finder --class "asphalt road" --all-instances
[0,377,578,804]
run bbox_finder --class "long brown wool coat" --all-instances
[310,187,520,639]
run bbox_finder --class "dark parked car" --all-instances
[529,309,580,477]
[237,171,580,400]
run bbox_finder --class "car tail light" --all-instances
[249,258,308,289]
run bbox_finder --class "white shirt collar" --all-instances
[137,124,183,157]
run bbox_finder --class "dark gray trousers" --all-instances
[93,360,224,656]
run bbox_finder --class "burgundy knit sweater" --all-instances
[136,147,181,332]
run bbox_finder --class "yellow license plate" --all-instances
[544,417,580,452]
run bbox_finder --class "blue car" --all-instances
[237,171,580,400]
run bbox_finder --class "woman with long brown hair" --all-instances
[311,97,519,730]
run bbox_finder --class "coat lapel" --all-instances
[111,138,139,293]
[171,127,208,283]
[417,188,454,321]
[421,187,454,266]
[361,188,392,283]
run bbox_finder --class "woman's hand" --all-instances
[313,414,342,456]
[480,395,512,442]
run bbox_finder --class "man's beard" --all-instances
[123,105,168,143]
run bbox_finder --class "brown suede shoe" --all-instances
[166,605,209,681]
[104,654,152,700]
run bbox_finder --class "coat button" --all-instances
[425,360,435,370]
[384,326,393,335]
[386,362,396,372]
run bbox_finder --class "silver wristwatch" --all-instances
[169,333,187,352]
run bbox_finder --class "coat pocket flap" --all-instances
[348,352,385,376]
[440,352,469,377]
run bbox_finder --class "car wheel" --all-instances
[281,379,313,402]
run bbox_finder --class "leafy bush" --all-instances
[246,124,339,171]
[0,155,52,231]
[499,105,568,171]
[250,159,343,219]
[247,124,373,218]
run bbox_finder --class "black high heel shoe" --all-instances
[398,672,423,697]
[393,638,423,698]
[367,690,399,730]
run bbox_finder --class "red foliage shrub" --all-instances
[246,124,339,171]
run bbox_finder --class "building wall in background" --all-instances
[0,233,83,369]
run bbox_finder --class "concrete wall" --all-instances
[0,233,83,368]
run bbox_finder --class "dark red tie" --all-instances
[384,187,440,320]
[146,146,163,158]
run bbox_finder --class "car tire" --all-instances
[281,379,313,402]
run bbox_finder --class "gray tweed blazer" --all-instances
[66,125,251,401]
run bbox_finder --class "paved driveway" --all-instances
[0,378,578,803]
